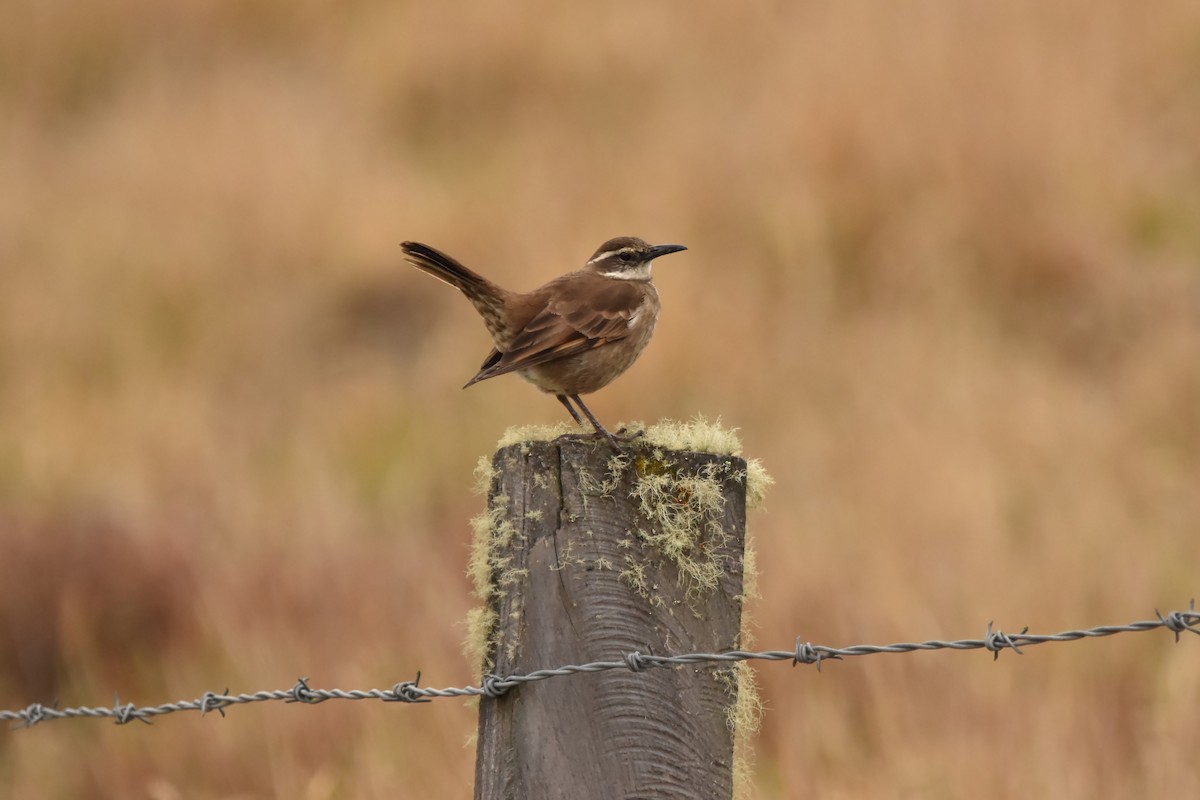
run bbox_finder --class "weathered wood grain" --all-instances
[474,438,748,800]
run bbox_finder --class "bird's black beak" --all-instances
[649,244,687,260]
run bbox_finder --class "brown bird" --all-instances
[402,236,687,445]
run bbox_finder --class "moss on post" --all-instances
[470,419,768,800]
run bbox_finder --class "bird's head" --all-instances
[584,237,687,281]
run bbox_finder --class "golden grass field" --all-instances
[2,1,1199,797]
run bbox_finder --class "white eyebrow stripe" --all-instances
[588,247,624,266]
[586,248,635,266]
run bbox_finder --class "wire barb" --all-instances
[199,689,230,718]
[624,651,653,672]
[386,672,432,704]
[792,638,839,670]
[112,694,150,726]
[1156,599,1199,643]
[984,622,1028,660]
[287,677,324,705]
[481,675,510,699]
[17,703,47,729]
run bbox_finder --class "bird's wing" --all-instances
[465,278,645,387]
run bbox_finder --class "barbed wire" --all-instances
[3,602,1197,729]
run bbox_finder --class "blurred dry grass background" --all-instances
[2,0,1199,797]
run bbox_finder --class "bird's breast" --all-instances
[521,288,660,396]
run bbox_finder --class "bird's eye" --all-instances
[618,252,634,262]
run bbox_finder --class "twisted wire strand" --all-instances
[3,604,1196,729]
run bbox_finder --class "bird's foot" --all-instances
[592,426,647,451]
[557,428,640,451]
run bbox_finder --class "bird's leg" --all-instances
[556,394,585,427]
[555,394,615,446]
[570,394,627,449]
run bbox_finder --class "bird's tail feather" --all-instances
[401,241,512,345]
[401,241,493,295]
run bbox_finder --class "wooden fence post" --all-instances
[473,436,749,800]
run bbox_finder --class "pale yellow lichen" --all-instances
[467,505,502,600]
[495,422,578,450]
[643,417,774,510]
[640,415,744,456]
[739,534,760,606]
[618,555,650,597]
[463,606,498,678]
[723,660,764,800]
[745,458,773,510]
[463,493,522,675]
[577,451,630,497]
[628,458,734,599]
[472,454,495,496]
[494,415,774,509]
